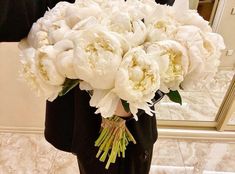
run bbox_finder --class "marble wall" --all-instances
[155,70,234,122]
[0,133,235,174]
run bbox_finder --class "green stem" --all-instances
[94,115,136,169]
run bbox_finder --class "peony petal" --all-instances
[173,0,189,13]
[95,91,120,118]
[90,89,109,107]
[79,81,93,91]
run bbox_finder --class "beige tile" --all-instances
[203,142,235,173]
[178,139,235,174]
[152,139,185,167]
[205,70,234,93]
[150,165,187,174]
[155,97,172,120]
[48,151,79,174]
[154,70,234,122]
[0,133,57,174]
[167,91,218,121]
[178,139,212,174]
[228,112,235,125]
[209,92,226,108]
[1,133,235,174]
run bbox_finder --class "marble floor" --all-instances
[0,133,235,174]
[155,69,235,123]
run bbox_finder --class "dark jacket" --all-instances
[0,0,172,159]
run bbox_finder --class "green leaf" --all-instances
[59,79,80,96]
[166,90,182,105]
[121,100,130,113]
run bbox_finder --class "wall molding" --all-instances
[212,0,226,31]
[0,126,44,134]
[1,126,235,141]
[159,128,235,141]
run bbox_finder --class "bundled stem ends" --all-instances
[95,115,136,169]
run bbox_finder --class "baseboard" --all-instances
[0,126,44,134]
[218,66,234,70]
[1,126,235,141]
[158,128,235,141]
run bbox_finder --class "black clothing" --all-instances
[0,0,174,42]
[77,143,154,174]
[0,0,173,173]
[0,0,74,42]
[45,86,163,154]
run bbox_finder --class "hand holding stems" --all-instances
[95,100,136,169]
[114,100,132,118]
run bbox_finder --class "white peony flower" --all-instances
[172,0,212,32]
[73,26,123,89]
[79,81,120,118]
[53,38,78,79]
[145,0,212,42]
[35,45,65,86]
[175,10,212,32]
[72,16,100,30]
[114,47,161,119]
[173,25,225,89]
[47,20,71,44]
[146,40,189,93]
[102,9,147,48]
[27,2,73,48]
[90,89,120,118]
[125,20,147,47]
[124,0,146,20]
[145,4,180,42]
[19,45,62,101]
[65,4,102,28]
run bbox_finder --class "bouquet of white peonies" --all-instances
[19,0,225,169]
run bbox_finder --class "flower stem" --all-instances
[95,115,136,169]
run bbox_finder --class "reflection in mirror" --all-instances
[229,112,235,125]
[156,70,234,121]
[156,0,235,122]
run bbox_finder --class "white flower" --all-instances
[173,25,225,89]
[80,82,120,118]
[172,0,212,32]
[73,26,123,89]
[75,0,103,7]
[19,45,62,101]
[114,47,160,119]
[145,0,212,42]
[27,26,50,49]
[35,45,65,86]
[47,20,71,44]
[53,39,78,79]
[145,4,180,42]
[72,16,100,30]
[146,40,189,93]
[125,20,147,47]
[102,10,147,48]
[124,0,146,20]
[176,10,212,32]
[27,2,73,48]
[90,89,120,118]
[65,4,102,28]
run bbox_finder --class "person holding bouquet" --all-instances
[0,0,174,174]
[3,0,225,174]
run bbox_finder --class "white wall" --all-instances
[213,0,235,68]
[0,43,45,132]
